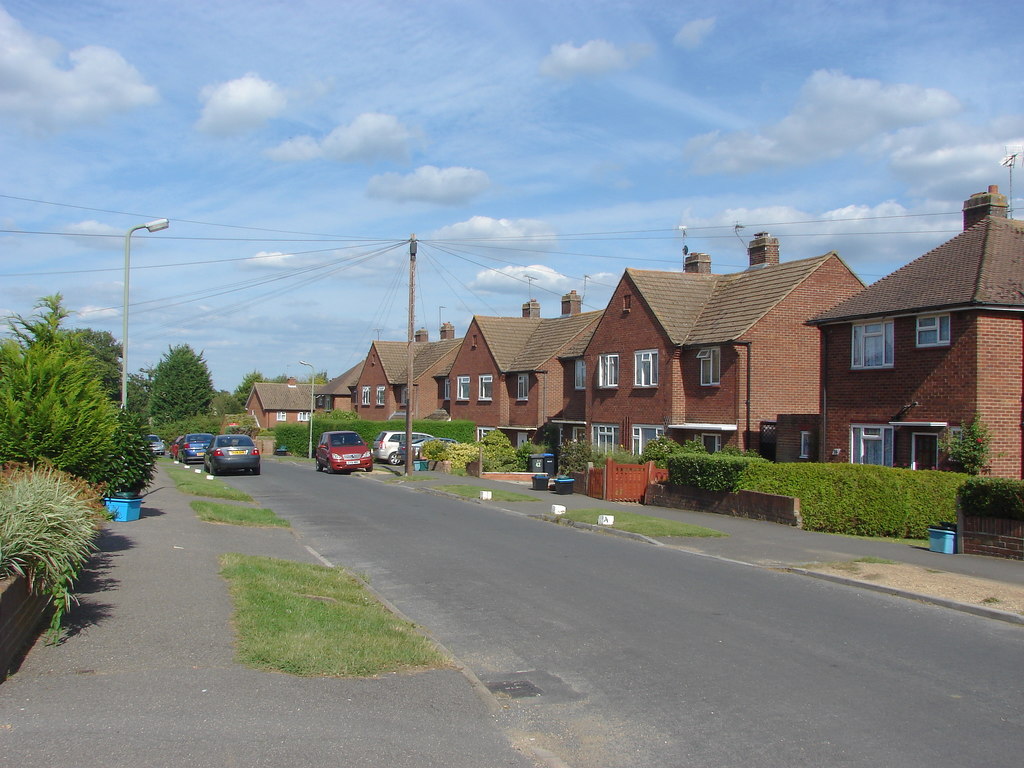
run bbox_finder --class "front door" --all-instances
[912,433,938,470]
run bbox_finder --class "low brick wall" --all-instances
[644,483,802,527]
[0,575,49,678]
[957,514,1024,560]
[480,471,535,483]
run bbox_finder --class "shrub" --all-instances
[445,443,479,472]
[958,476,1024,521]
[941,415,992,475]
[667,453,767,492]
[480,430,518,471]
[514,442,534,472]
[558,440,592,474]
[0,464,106,639]
[639,436,687,467]
[419,439,452,461]
[97,410,156,497]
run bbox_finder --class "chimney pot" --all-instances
[440,321,455,340]
[684,252,712,274]
[522,298,541,318]
[414,328,428,343]
[963,185,1008,230]
[560,290,582,316]
[748,232,780,267]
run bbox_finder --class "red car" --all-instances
[315,431,373,474]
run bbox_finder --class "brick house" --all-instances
[245,378,314,429]
[318,361,363,412]
[583,235,864,456]
[810,186,1023,479]
[446,291,601,445]
[353,324,462,421]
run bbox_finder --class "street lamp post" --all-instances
[121,218,169,409]
[298,360,315,459]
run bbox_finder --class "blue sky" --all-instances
[2,0,1022,391]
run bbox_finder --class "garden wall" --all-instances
[0,575,48,678]
[957,513,1024,560]
[645,483,803,527]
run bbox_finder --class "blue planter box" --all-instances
[927,527,956,554]
[105,497,142,522]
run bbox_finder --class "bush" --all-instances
[668,453,768,492]
[480,430,517,472]
[419,439,452,461]
[558,440,592,474]
[97,410,156,497]
[639,436,687,467]
[0,464,106,639]
[958,476,1024,521]
[445,443,479,472]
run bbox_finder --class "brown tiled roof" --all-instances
[320,361,363,395]
[626,253,839,346]
[372,341,410,383]
[251,382,314,410]
[473,312,601,372]
[413,337,462,379]
[372,337,465,383]
[812,216,1024,323]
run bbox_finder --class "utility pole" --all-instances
[405,235,416,476]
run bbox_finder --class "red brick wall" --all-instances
[447,319,505,431]
[353,346,395,422]
[974,312,1023,478]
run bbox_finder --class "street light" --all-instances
[298,360,315,459]
[121,218,169,409]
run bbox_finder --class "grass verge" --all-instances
[432,484,539,502]
[219,553,447,677]
[561,508,727,538]
[191,500,289,527]
[164,464,253,502]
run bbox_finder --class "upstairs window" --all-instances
[479,374,493,401]
[916,314,950,347]
[375,385,385,406]
[598,354,619,387]
[456,376,470,400]
[852,321,894,368]
[574,359,586,390]
[361,386,370,406]
[443,378,451,401]
[634,349,659,387]
[697,347,720,386]
[516,373,529,401]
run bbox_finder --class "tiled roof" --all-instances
[413,337,462,379]
[813,216,1024,323]
[251,382,314,410]
[320,361,363,395]
[473,312,602,371]
[372,337,464,383]
[626,253,839,346]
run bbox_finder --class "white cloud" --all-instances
[0,8,157,132]
[673,18,715,50]
[75,304,119,320]
[367,165,490,204]
[65,220,122,249]
[196,73,286,136]
[431,215,556,242]
[265,112,419,162]
[686,70,961,173]
[469,264,577,295]
[539,39,648,79]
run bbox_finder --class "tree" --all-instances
[6,294,70,349]
[148,345,215,424]
[233,370,264,403]
[941,415,992,475]
[211,390,244,418]
[69,328,122,402]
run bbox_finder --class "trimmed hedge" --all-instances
[272,418,476,455]
[958,476,1024,521]
[668,453,768,492]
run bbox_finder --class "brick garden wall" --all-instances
[0,575,48,678]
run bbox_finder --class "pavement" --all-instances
[1,460,1021,768]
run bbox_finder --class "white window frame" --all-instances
[297,411,310,423]
[476,426,494,441]
[361,386,370,406]
[634,349,659,387]
[479,374,493,401]
[516,373,529,401]
[276,411,287,422]
[456,375,470,401]
[800,431,812,459]
[631,424,664,454]
[592,423,620,451]
[916,314,950,348]
[375,385,385,406]
[697,347,720,386]
[852,320,894,369]
[443,378,451,401]
[850,424,894,466]
[598,353,619,388]
[702,433,721,453]
[574,358,586,390]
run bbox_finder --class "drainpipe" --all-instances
[820,331,828,463]
[735,341,752,450]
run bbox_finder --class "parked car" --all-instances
[397,436,458,463]
[372,431,434,464]
[169,436,184,460]
[203,434,261,476]
[315,431,373,474]
[178,433,214,464]
[146,434,165,456]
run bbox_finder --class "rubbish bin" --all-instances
[542,453,556,475]
[927,527,956,554]
[553,477,574,495]
[529,453,557,475]
[532,474,549,491]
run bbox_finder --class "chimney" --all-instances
[440,321,455,340]
[414,327,428,343]
[748,232,779,267]
[561,290,582,317]
[286,377,297,387]
[963,185,1008,230]
[684,252,711,274]
[522,298,541,318]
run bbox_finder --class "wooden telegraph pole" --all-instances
[404,234,416,476]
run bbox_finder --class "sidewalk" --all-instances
[0,465,538,768]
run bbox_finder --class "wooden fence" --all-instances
[585,458,668,502]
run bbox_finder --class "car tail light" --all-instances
[252,449,259,455]
[213,449,224,456]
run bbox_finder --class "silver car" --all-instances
[372,431,434,464]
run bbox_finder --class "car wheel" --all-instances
[252,466,261,476]
[315,459,322,472]
[388,452,402,465]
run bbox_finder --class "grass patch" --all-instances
[853,556,897,564]
[191,500,289,528]
[432,484,539,502]
[219,553,447,677]
[164,465,253,502]
[561,508,727,538]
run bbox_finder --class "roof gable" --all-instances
[250,381,314,411]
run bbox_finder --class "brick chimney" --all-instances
[440,321,455,340]
[963,185,1008,230]
[286,377,297,387]
[522,298,541,318]
[684,252,711,274]
[414,328,428,343]
[748,232,779,267]
[561,290,582,316]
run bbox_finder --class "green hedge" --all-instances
[958,477,1024,521]
[667,453,768,492]
[271,418,476,455]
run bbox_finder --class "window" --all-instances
[297,411,310,422]
[622,294,632,312]
[476,426,494,440]
[916,314,950,347]
[598,354,619,387]
[479,374,493,401]
[276,411,287,422]
[702,433,721,453]
[517,373,529,401]
[361,386,370,406]
[592,424,620,451]
[634,350,659,387]
[456,375,470,400]
[375,385,385,406]
[850,425,893,466]
[800,431,812,459]
[631,425,664,454]
[443,378,451,401]
[697,347,720,386]
[852,321,894,368]
[399,385,408,405]
[574,359,586,390]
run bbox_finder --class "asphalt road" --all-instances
[234,462,1023,768]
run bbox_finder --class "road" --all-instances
[233,462,1023,768]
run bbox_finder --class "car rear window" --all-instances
[187,433,213,441]
[218,436,254,447]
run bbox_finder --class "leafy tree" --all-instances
[126,368,153,417]
[941,415,992,475]
[233,370,264,403]
[148,345,215,424]
[69,328,122,402]
[211,390,244,417]
[6,294,70,349]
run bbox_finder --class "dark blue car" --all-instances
[179,433,213,464]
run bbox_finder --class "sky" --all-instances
[1,0,1022,392]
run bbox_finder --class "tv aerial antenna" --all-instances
[1002,147,1021,217]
